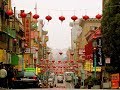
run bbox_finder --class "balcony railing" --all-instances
[2,25,16,38]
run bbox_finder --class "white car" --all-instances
[57,75,64,83]
[48,78,54,88]
[38,80,42,88]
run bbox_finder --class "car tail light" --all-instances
[12,77,16,81]
[33,76,37,80]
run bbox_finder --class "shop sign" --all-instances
[93,38,105,66]
[25,68,36,72]
[24,16,31,47]
[111,73,119,89]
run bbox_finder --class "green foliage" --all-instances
[101,0,120,73]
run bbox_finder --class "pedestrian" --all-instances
[88,81,93,89]
[74,82,80,88]
[7,66,14,89]
[0,66,7,88]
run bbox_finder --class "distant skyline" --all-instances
[12,0,102,50]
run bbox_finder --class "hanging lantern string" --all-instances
[61,9,63,16]
[48,9,50,15]
[74,9,75,15]
[85,9,87,15]
[49,9,77,12]
[34,2,37,14]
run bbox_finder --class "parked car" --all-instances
[57,74,64,83]
[12,71,39,88]
[48,78,54,88]
[38,79,42,88]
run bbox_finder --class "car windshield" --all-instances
[24,72,35,77]
[16,71,36,77]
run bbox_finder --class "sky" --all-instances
[12,0,102,50]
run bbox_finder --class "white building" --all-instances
[69,19,82,50]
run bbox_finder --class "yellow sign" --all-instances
[36,67,41,75]
[84,61,101,72]
[0,49,5,62]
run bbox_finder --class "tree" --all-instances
[101,0,120,73]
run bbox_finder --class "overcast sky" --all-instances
[12,0,102,50]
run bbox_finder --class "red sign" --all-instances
[24,16,31,47]
[85,41,93,60]
[111,73,119,89]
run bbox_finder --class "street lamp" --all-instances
[92,38,97,78]
[21,37,27,71]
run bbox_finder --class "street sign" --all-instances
[93,38,105,67]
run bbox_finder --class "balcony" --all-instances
[2,25,16,38]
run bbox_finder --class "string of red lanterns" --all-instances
[6,9,102,20]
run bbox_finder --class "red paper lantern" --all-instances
[83,50,85,54]
[36,64,39,67]
[70,52,74,56]
[22,37,26,41]
[45,15,52,22]
[24,43,28,47]
[58,60,61,63]
[71,15,78,21]
[33,14,39,19]
[77,60,80,63]
[6,10,13,16]
[46,59,49,62]
[20,12,27,18]
[83,15,89,20]
[34,57,37,61]
[96,14,102,19]
[70,60,74,63]
[59,52,63,55]
[40,59,43,61]
[73,65,77,68]
[35,48,38,51]
[48,66,50,68]
[64,61,67,63]
[47,51,50,55]
[59,16,65,22]
[52,60,55,63]
[53,66,56,68]
[13,38,17,42]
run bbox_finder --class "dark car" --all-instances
[12,71,39,88]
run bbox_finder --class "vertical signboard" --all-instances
[24,14,31,47]
[93,38,105,67]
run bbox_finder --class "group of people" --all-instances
[0,63,15,89]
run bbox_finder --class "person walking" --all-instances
[7,66,14,89]
[0,66,7,88]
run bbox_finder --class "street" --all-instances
[0,88,114,90]
[1,0,120,89]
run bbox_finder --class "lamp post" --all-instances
[92,38,97,78]
[21,37,27,71]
